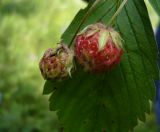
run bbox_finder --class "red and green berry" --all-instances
[75,23,124,72]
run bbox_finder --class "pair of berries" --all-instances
[39,23,124,80]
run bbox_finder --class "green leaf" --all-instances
[43,80,64,95]
[149,0,160,16]
[44,0,159,131]
[43,81,55,95]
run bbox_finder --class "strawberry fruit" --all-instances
[39,44,74,80]
[75,23,124,72]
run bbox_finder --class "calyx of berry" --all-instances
[39,44,74,80]
[75,23,124,72]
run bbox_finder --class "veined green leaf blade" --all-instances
[44,0,159,131]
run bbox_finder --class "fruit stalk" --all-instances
[69,0,103,47]
[107,0,128,26]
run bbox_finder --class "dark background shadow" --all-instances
[0,0,36,17]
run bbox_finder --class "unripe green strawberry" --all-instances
[39,44,74,80]
[75,23,123,72]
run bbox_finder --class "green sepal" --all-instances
[98,30,109,50]
[86,29,99,37]
[77,24,100,37]
[77,25,92,36]
[110,30,123,49]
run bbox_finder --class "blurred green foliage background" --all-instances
[0,0,159,132]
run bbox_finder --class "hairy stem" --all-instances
[107,0,128,26]
[68,0,104,47]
